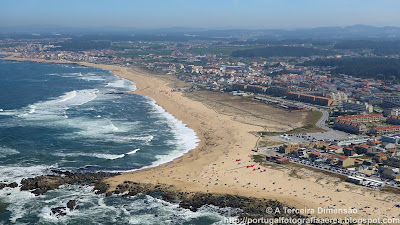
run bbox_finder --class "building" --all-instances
[334,120,367,134]
[381,134,400,144]
[341,101,373,113]
[266,155,289,164]
[360,144,376,154]
[374,153,388,163]
[328,145,343,153]
[286,92,334,106]
[371,125,400,135]
[334,114,384,123]
[386,115,400,125]
[383,108,400,117]
[344,146,356,156]
[326,154,355,167]
[381,168,400,180]
[331,137,370,146]
[346,176,363,185]
[326,91,348,103]
[246,85,267,94]
[266,86,287,96]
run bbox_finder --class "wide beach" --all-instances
[2,52,400,220]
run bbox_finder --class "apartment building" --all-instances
[371,125,400,135]
[334,114,384,123]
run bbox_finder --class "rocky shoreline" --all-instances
[0,171,336,224]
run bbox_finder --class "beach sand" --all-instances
[2,52,400,220]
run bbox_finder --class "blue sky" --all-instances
[1,0,400,28]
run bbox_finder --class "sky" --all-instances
[1,0,400,29]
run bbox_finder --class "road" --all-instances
[287,156,400,189]
[257,95,352,143]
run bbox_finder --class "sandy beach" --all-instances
[2,52,400,221]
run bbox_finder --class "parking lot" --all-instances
[270,130,353,144]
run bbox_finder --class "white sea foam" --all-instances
[0,187,36,223]
[107,72,137,91]
[0,146,20,158]
[53,152,125,160]
[105,97,199,173]
[126,148,140,155]
[147,98,199,167]
[7,89,99,120]
[0,164,55,183]
[106,80,125,88]
[80,72,105,81]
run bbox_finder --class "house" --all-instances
[374,153,388,163]
[339,157,355,168]
[354,158,364,165]
[309,151,323,160]
[368,139,381,146]
[360,144,375,154]
[327,154,354,167]
[328,145,343,154]
[344,147,356,156]
[276,158,290,164]
[387,149,398,157]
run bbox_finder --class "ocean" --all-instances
[0,58,233,224]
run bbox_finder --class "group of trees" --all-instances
[55,40,111,51]
[334,40,400,55]
[231,46,332,58]
[301,57,400,79]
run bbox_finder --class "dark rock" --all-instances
[7,182,18,188]
[110,182,309,221]
[67,200,78,211]
[93,181,109,194]
[51,207,67,217]
[19,172,118,195]
[0,183,6,190]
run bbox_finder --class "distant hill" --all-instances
[2,25,400,40]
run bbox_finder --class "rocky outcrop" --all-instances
[9,171,337,223]
[50,199,79,218]
[0,182,19,190]
[111,181,309,222]
[20,170,118,196]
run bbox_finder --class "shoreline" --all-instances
[2,52,400,220]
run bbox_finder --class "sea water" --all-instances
[0,58,234,224]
